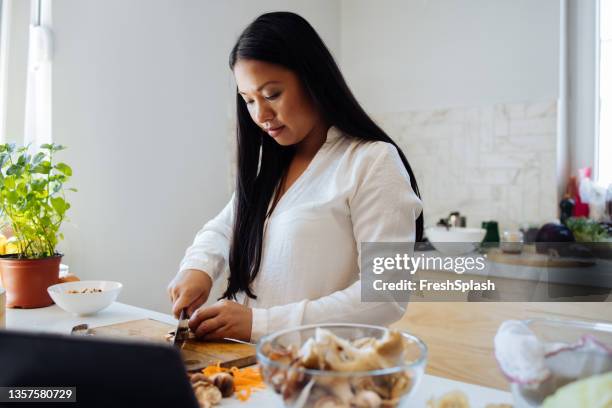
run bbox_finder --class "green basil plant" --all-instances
[0,143,75,258]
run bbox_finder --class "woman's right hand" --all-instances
[167,269,213,318]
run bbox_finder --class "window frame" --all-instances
[595,0,611,184]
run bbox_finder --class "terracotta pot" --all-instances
[0,255,62,308]
[0,288,5,328]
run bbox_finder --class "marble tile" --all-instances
[496,102,526,120]
[465,168,520,185]
[374,100,558,229]
[478,151,540,168]
[493,112,510,137]
[525,100,558,119]
[509,118,557,136]
[496,133,556,152]
[500,184,524,229]
[479,107,494,153]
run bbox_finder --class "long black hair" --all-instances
[223,11,423,300]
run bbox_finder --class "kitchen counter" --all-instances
[408,247,612,302]
[417,247,612,290]
[6,302,513,407]
[394,302,612,390]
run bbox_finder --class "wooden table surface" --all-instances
[391,302,612,390]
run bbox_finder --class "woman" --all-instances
[167,12,423,342]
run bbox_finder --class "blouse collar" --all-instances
[325,125,342,144]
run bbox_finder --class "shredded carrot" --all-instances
[236,387,251,402]
[201,362,265,402]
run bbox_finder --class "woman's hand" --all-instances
[188,300,253,342]
[167,269,213,318]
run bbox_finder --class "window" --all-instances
[597,0,612,184]
[0,0,51,147]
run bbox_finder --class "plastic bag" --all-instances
[578,172,607,221]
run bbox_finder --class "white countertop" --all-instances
[5,302,513,407]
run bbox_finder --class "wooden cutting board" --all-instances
[89,319,256,371]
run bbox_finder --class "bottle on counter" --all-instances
[559,193,575,225]
[481,221,500,243]
[571,172,590,218]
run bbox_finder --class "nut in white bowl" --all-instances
[47,280,122,316]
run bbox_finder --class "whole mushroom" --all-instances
[209,372,234,398]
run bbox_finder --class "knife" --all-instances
[173,308,189,348]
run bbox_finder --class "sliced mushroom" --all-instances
[189,373,212,385]
[265,344,299,365]
[281,361,308,403]
[313,395,348,408]
[351,376,391,400]
[193,382,222,408]
[389,372,412,399]
[300,338,324,369]
[269,369,286,393]
[352,337,377,349]
[312,328,409,372]
[325,378,354,404]
[426,390,470,408]
[351,390,383,408]
[374,331,406,366]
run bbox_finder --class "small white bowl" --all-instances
[426,226,486,255]
[48,280,122,316]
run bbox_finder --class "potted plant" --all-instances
[0,143,75,308]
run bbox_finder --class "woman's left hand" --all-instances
[188,299,253,342]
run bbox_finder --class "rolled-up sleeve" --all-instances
[178,194,235,282]
[250,143,422,342]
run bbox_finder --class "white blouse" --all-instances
[177,126,423,342]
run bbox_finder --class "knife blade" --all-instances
[223,337,256,346]
[173,308,189,348]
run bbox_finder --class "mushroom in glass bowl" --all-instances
[257,323,427,408]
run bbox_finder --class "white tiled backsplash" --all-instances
[374,100,558,231]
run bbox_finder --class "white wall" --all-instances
[340,0,560,114]
[51,0,341,313]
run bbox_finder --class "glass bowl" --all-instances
[510,318,612,407]
[256,323,427,408]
